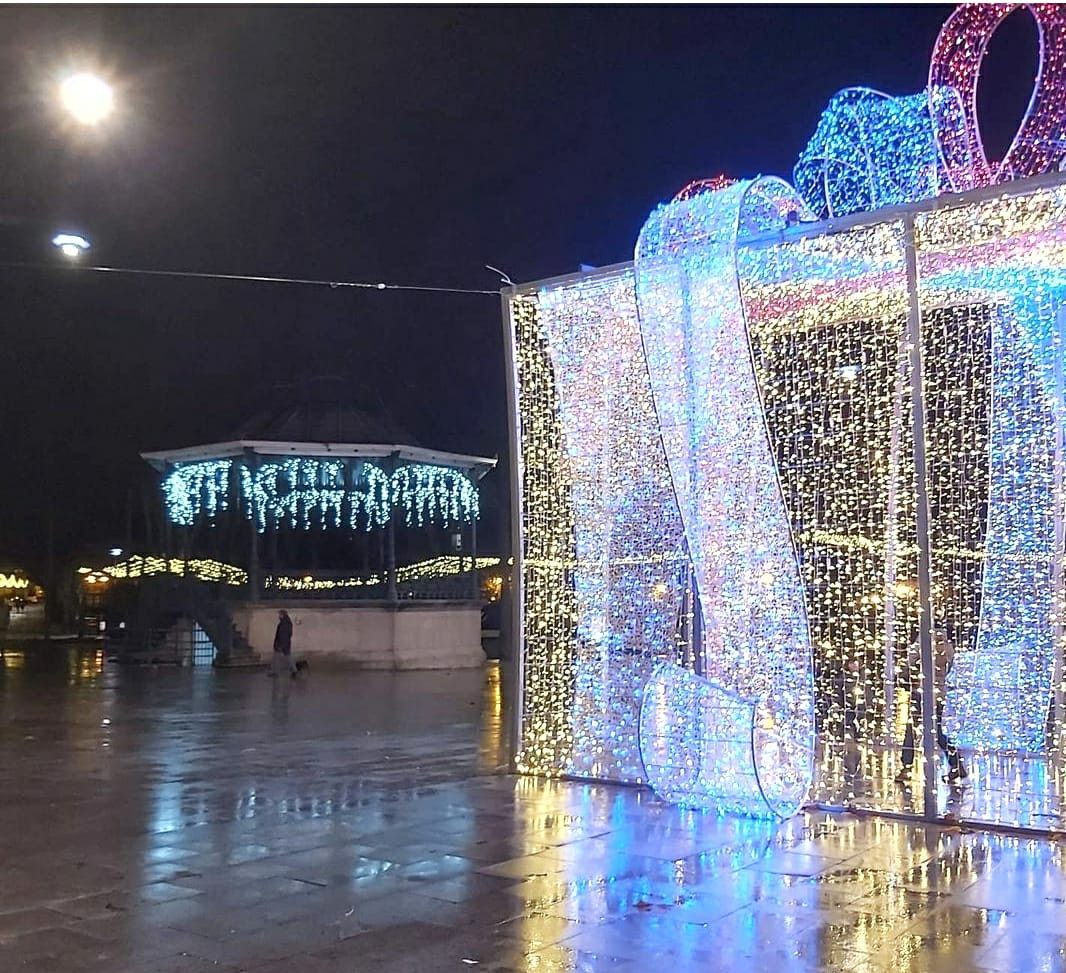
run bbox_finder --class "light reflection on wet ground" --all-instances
[0,645,1064,972]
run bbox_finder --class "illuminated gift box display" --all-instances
[505,3,1066,826]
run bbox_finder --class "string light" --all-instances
[915,187,1066,752]
[162,459,479,532]
[391,465,480,527]
[535,273,688,783]
[96,555,248,586]
[264,556,502,593]
[162,459,233,526]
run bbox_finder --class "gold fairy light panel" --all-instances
[505,3,1066,829]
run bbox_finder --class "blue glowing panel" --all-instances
[961,303,1058,749]
[795,86,970,219]
[917,190,1066,754]
[633,177,816,816]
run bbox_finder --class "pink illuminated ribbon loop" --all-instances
[930,3,1066,190]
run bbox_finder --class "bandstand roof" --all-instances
[141,440,497,479]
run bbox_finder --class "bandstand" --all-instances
[142,395,496,669]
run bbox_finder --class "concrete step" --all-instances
[214,652,264,669]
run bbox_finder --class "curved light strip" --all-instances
[633,177,816,818]
[930,3,1066,189]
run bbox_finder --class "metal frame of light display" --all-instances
[505,4,1066,830]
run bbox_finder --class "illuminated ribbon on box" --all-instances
[796,4,1066,218]
[794,86,972,219]
[633,177,816,818]
[951,296,1060,751]
[930,3,1066,190]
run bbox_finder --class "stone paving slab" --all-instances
[0,647,1065,971]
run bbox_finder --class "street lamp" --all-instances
[52,233,91,259]
[59,73,113,125]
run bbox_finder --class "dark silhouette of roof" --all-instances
[231,376,420,446]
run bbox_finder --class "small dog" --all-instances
[295,658,310,673]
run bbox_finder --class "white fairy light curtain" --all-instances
[508,3,1066,828]
[162,458,479,532]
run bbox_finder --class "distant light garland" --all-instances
[162,459,479,532]
[264,556,503,593]
[87,553,503,593]
[96,555,248,586]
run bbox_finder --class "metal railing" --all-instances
[105,622,216,666]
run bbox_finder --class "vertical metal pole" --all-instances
[386,521,397,602]
[883,328,909,741]
[904,215,938,820]
[1052,306,1066,755]
[502,289,525,772]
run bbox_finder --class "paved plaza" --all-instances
[0,645,1065,972]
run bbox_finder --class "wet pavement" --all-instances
[1,645,1065,972]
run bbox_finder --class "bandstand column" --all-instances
[245,449,261,603]
[471,509,479,601]
[386,452,398,602]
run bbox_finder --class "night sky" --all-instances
[0,4,1041,574]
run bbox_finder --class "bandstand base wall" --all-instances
[232,602,487,670]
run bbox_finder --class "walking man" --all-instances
[895,627,967,784]
[270,609,297,678]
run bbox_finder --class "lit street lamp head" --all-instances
[52,233,92,259]
[59,73,113,125]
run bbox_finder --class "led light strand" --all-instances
[391,464,479,527]
[537,272,688,782]
[930,3,1066,189]
[162,458,479,532]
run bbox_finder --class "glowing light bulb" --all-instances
[52,233,91,259]
[60,73,113,125]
